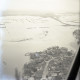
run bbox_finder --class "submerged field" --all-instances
[0,13,79,80]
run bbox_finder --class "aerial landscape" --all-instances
[0,12,79,80]
[0,0,79,80]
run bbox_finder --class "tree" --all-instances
[73,29,80,45]
[22,46,74,80]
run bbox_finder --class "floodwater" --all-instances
[0,13,79,80]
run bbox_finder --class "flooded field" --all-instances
[0,13,79,80]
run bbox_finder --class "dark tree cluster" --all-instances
[22,46,75,80]
[73,29,80,45]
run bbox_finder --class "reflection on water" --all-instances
[0,13,79,80]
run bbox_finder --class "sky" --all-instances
[0,0,79,13]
